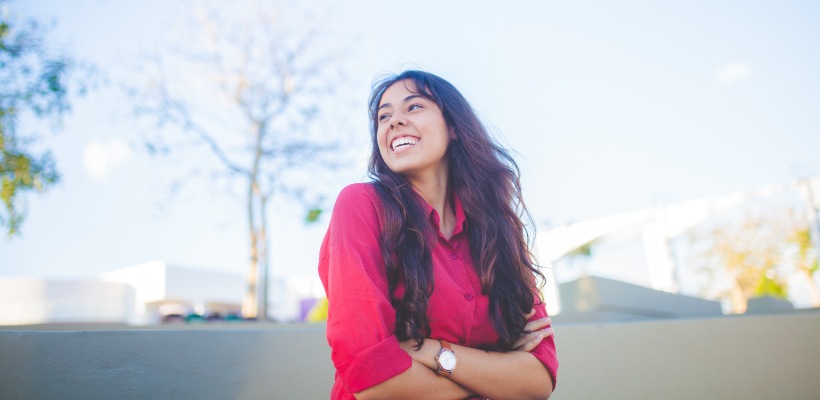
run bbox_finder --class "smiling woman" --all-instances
[318,70,558,400]
[375,82,452,183]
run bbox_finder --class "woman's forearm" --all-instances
[354,360,475,400]
[451,345,552,400]
[403,339,553,400]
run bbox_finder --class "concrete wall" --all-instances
[2,312,819,399]
[556,275,723,323]
[0,324,334,400]
[552,311,820,400]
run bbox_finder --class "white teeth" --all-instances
[391,137,419,150]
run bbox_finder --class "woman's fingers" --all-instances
[514,317,554,351]
[515,317,552,347]
[514,327,554,352]
[523,316,551,333]
[513,333,537,351]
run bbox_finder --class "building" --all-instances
[0,278,135,326]
[0,259,327,326]
[101,260,245,324]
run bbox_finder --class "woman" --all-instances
[318,70,557,400]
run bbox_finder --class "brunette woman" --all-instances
[319,70,557,400]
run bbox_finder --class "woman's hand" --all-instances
[513,309,553,352]
[400,310,554,359]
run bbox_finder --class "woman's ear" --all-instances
[449,127,457,140]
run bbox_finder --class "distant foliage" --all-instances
[562,238,597,276]
[787,226,820,306]
[687,206,815,313]
[0,1,77,236]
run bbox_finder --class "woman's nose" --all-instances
[389,112,406,127]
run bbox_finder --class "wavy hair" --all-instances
[367,70,544,351]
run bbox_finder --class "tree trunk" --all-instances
[730,283,747,314]
[804,270,820,307]
[243,176,259,319]
[244,121,266,320]
[258,194,270,321]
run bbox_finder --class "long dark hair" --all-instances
[367,70,544,350]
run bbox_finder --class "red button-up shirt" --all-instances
[319,183,558,399]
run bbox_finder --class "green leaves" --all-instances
[305,207,322,223]
[755,271,789,300]
[0,133,59,235]
[0,0,75,237]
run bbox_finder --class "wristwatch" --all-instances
[435,339,457,376]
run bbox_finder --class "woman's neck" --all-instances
[409,168,456,240]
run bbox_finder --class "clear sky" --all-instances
[3,1,820,305]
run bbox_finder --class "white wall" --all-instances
[0,278,135,325]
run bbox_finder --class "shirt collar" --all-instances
[418,191,467,237]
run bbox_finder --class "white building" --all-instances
[0,278,135,326]
[101,260,246,324]
[0,259,327,326]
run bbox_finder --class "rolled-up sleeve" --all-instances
[319,184,412,394]
[528,293,559,389]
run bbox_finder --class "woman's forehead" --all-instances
[380,79,426,104]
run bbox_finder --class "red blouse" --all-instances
[318,183,558,399]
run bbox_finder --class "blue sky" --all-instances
[3,1,820,303]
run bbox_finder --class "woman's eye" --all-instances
[408,104,423,111]
[378,113,390,121]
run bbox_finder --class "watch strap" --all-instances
[439,339,452,351]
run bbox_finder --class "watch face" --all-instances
[439,350,457,370]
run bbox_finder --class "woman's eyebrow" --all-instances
[378,94,424,110]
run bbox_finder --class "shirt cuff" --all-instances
[336,335,413,394]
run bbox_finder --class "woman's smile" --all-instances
[391,136,420,153]
[376,80,451,180]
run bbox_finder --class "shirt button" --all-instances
[458,338,466,345]
[450,253,458,260]
[465,293,474,301]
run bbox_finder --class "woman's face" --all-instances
[376,80,452,181]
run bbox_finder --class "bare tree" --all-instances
[130,1,350,319]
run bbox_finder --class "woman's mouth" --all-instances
[391,136,419,151]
